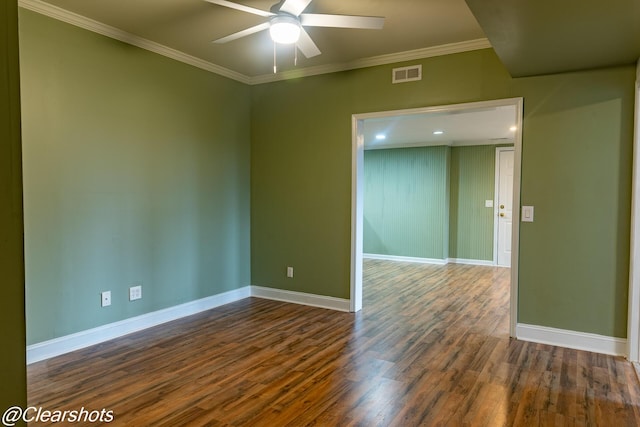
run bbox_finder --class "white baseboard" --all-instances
[363,253,447,265]
[516,323,627,357]
[251,286,350,312]
[364,253,496,267]
[447,258,496,266]
[30,290,626,364]
[27,286,251,364]
[27,285,351,364]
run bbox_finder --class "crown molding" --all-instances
[19,0,491,86]
[18,0,251,84]
[250,38,492,85]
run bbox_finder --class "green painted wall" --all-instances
[363,146,450,259]
[19,10,251,344]
[363,144,499,261]
[251,48,635,338]
[449,145,498,261]
[515,68,634,337]
[251,50,511,299]
[1,0,27,413]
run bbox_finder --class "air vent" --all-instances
[392,65,422,84]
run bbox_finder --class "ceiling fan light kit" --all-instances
[205,0,385,72]
[269,16,301,44]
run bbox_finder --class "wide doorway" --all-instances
[350,98,523,337]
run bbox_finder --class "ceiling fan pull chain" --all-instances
[273,42,277,73]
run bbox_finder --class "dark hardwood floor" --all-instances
[28,260,640,426]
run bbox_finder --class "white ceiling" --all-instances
[22,0,489,80]
[363,104,517,150]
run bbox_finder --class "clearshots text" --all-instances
[2,406,114,426]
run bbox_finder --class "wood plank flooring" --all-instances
[28,260,640,426]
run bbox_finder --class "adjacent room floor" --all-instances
[28,260,640,426]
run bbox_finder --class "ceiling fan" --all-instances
[205,0,385,66]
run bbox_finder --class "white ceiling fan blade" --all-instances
[279,0,313,17]
[212,22,270,43]
[300,13,384,30]
[203,0,274,17]
[296,28,321,58]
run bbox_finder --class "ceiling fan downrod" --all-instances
[273,43,300,74]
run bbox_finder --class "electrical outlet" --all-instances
[101,291,111,307]
[287,267,294,278]
[129,285,142,301]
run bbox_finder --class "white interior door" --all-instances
[496,148,514,267]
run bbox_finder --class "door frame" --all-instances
[350,97,524,338]
[627,61,640,361]
[494,147,515,267]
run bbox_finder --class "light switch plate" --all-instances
[129,285,142,301]
[522,206,534,222]
[485,200,494,208]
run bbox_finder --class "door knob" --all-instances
[500,205,505,209]
[500,213,505,217]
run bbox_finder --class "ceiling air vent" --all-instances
[392,65,422,84]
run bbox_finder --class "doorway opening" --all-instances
[350,98,524,337]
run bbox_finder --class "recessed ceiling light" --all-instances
[433,130,444,135]
[509,126,517,132]
[375,134,386,140]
